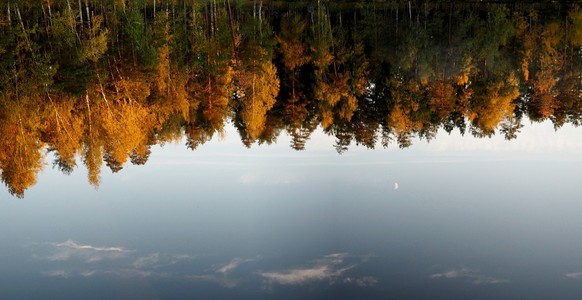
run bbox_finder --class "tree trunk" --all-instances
[85,93,93,138]
[259,0,263,27]
[7,2,11,26]
[65,0,81,43]
[408,1,412,24]
[86,0,91,31]
[41,2,49,33]
[47,1,52,21]
[78,0,84,31]
[16,5,35,60]
[396,6,398,33]
[225,0,237,55]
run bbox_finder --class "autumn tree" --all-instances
[0,100,45,197]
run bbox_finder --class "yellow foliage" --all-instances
[312,47,334,71]
[320,107,334,129]
[429,81,455,114]
[470,78,519,133]
[515,14,535,82]
[455,57,475,86]
[43,98,84,172]
[156,44,171,93]
[521,60,530,82]
[388,105,421,134]
[279,39,309,71]
[0,102,45,197]
[80,16,109,62]
[315,73,352,107]
[83,136,103,188]
[337,94,357,122]
[97,101,152,168]
[277,15,309,71]
[117,77,151,103]
[531,93,555,118]
[541,22,561,57]
[239,61,280,140]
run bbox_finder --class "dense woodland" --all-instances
[1,1,582,197]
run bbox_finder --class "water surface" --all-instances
[1,1,582,299]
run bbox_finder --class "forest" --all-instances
[1,0,582,196]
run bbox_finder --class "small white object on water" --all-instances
[394,182,399,190]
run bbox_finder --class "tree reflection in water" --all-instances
[1,1,582,196]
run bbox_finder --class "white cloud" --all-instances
[322,252,349,263]
[260,265,342,285]
[343,276,378,287]
[40,241,195,268]
[429,267,509,285]
[43,240,132,263]
[430,269,465,279]
[565,272,582,279]
[33,241,376,291]
[54,240,128,253]
[183,257,259,288]
[133,253,195,269]
[68,269,175,279]
[103,269,160,278]
[259,253,374,288]
[35,240,199,281]
[216,257,255,275]
[40,268,164,279]
[80,270,97,277]
[133,253,161,269]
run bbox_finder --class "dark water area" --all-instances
[1,1,582,299]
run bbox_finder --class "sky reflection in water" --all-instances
[1,121,582,299]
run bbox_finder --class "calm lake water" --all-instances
[2,1,582,299]
[2,121,582,299]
